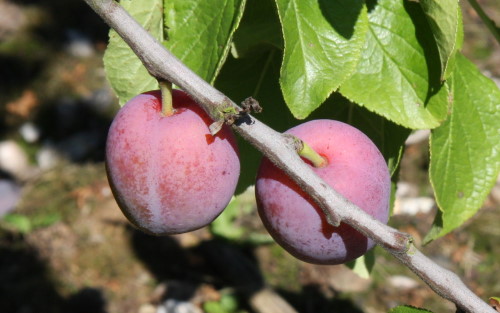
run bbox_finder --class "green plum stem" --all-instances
[299,141,327,168]
[159,80,173,116]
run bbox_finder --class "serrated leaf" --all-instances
[231,0,283,58]
[442,8,464,80]
[103,0,163,105]
[164,0,247,84]
[419,0,463,80]
[276,0,368,119]
[388,305,434,313]
[426,54,500,243]
[340,0,449,129]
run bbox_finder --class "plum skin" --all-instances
[105,89,240,235]
[255,120,390,265]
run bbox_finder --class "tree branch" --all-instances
[467,0,500,46]
[83,0,495,312]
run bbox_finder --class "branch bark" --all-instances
[467,0,500,46]
[84,1,495,312]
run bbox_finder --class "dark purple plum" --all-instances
[256,120,390,264]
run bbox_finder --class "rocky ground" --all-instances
[0,1,499,313]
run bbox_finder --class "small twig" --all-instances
[467,0,500,45]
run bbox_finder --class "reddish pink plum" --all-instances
[255,120,390,264]
[106,89,240,235]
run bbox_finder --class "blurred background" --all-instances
[0,0,499,312]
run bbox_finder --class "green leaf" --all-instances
[345,249,375,279]
[340,0,449,129]
[388,305,434,313]
[31,212,61,229]
[275,0,368,119]
[231,0,283,58]
[103,0,163,105]
[164,0,247,84]
[211,196,245,240]
[3,214,31,233]
[426,54,500,243]
[104,0,246,105]
[442,8,464,80]
[211,188,273,244]
[219,294,239,312]
[204,293,243,313]
[419,0,463,80]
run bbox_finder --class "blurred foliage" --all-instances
[204,293,247,313]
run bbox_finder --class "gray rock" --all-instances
[388,275,419,290]
[393,197,435,215]
[395,182,419,198]
[0,2,26,40]
[37,144,63,170]
[157,300,203,313]
[0,179,22,217]
[19,122,41,143]
[0,140,32,180]
[65,29,94,58]
[405,129,430,145]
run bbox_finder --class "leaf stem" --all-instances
[159,79,173,116]
[467,0,500,45]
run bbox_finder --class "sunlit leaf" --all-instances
[276,0,368,119]
[425,54,500,243]
[104,0,163,105]
[164,0,247,84]
[419,0,463,80]
[340,0,449,129]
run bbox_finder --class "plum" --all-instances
[106,89,240,235]
[255,120,390,264]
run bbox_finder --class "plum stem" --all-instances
[298,140,327,168]
[159,79,173,116]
